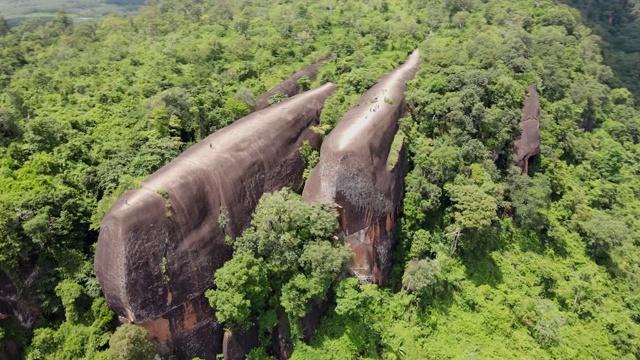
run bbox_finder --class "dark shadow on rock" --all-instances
[223,326,259,360]
[0,267,39,330]
[0,339,22,360]
[301,294,333,342]
[525,151,541,176]
[271,315,293,360]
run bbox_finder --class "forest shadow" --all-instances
[458,228,505,288]
[460,249,503,288]
[556,0,640,101]
[413,279,457,326]
[591,249,625,280]
[466,254,503,288]
[543,229,569,258]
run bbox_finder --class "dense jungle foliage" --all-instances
[1,0,640,358]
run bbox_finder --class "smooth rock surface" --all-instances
[303,50,420,285]
[95,83,336,358]
[513,84,541,174]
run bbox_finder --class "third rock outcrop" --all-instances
[255,55,335,110]
[513,84,541,174]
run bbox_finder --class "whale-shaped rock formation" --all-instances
[303,50,420,286]
[94,83,336,359]
[255,55,335,110]
[513,84,541,174]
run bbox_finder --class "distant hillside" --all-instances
[559,0,640,100]
[0,0,144,27]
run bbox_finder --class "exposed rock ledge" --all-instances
[0,268,38,329]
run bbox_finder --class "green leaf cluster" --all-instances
[206,189,349,338]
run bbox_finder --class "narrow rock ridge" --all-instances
[303,50,420,285]
[94,83,336,359]
[513,84,541,174]
[255,54,335,110]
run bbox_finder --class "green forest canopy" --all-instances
[1,0,640,358]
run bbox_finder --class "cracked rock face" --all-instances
[94,83,336,359]
[513,84,541,174]
[255,54,335,110]
[303,50,420,286]
[0,268,38,329]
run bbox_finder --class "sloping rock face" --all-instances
[222,326,259,360]
[94,83,337,359]
[303,50,420,286]
[513,84,541,174]
[0,268,38,329]
[255,54,335,110]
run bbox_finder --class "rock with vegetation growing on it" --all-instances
[94,83,337,359]
[255,54,335,110]
[302,50,420,286]
[513,84,541,174]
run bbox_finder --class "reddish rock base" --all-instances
[344,211,399,286]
